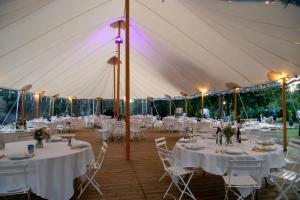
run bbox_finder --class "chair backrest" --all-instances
[227,159,263,188]
[286,142,300,166]
[114,122,124,133]
[288,138,300,146]
[155,137,167,150]
[199,121,211,130]
[131,121,140,130]
[157,147,174,170]
[95,142,108,169]
[0,164,29,195]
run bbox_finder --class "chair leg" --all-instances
[275,182,290,200]
[224,185,229,200]
[159,171,168,182]
[178,173,196,200]
[280,184,294,200]
[163,181,173,198]
[27,190,30,200]
[292,184,300,200]
[265,177,268,188]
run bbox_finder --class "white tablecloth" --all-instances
[173,138,285,177]
[0,140,94,200]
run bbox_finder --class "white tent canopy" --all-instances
[0,0,299,99]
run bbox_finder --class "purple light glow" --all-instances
[115,36,123,44]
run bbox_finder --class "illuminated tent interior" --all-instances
[0,0,299,99]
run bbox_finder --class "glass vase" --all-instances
[36,140,43,148]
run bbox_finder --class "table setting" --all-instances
[173,132,285,177]
[0,135,94,200]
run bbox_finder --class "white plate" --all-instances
[7,153,27,160]
[185,144,205,150]
[51,136,62,142]
[178,138,190,143]
[255,145,277,151]
[224,149,243,155]
[256,140,275,146]
[71,144,89,149]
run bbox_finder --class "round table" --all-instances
[173,137,285,177]
[0,140,94,200]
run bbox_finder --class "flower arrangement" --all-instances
[34,127,47,140]
[34,127,48,147]
[223,124,234,144]
[16,118,26,129]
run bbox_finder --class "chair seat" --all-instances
[97,129,109,133]
[223,175,257,186]
[167,166,193,176]
[0,186,30,195]
[271,169,299,181]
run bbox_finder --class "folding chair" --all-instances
[155,137,170,182]
[156,145,196,200]
[112,122,125,143]
[0,163,31,199]
[223,159,263,200]
[270,142,300,200]
[97,121,110,141]
[77,142,108,199]
[130,121,142,141]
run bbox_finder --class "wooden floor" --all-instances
[2,127,299,200]
[74,128,299,200]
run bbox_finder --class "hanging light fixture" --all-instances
[115,36,123,44]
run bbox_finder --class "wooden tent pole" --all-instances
[201,93,204,117]
[70,99,73,116]
[185,97,187,116]
[52,97,55,116]
[282,78,287,151]
[113,63,116,117]
[117,22,121,119]
[125,0,130,161]
[35,95,40,118]
[100,99,103,114]
[21,91,25,120]
[234,91,237,120]
[169,99,172,116]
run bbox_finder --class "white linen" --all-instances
[0,140,94,200]
[173,139,285,177]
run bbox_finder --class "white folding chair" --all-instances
[223,159,263,200]
[288,138,300,145]
[130,121,142,141]
[77,142,108,199]
[156,145,196,200]
[0,164,31,199]
[270,142,300,200]
[112,122,125,143]
[155,137,170,182]
[97,121,110,141]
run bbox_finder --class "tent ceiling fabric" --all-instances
[0,0,299,99]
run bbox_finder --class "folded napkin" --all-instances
[70,143,89,149]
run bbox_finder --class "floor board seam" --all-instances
[128,160,148,200]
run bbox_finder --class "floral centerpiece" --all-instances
[34,127,48,148]
[223,124,234,144]
[16,118,26,129]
